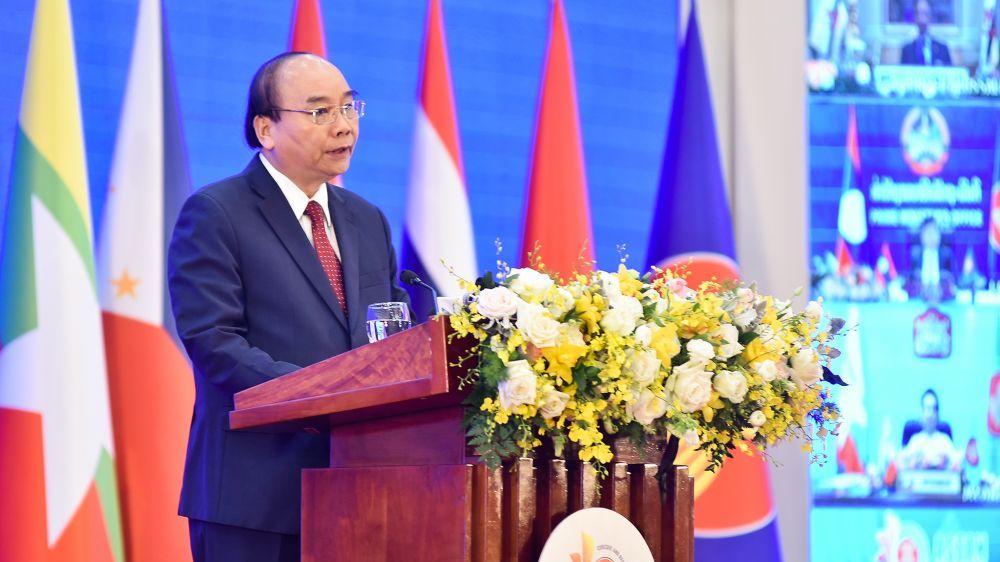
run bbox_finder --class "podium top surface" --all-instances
[229,317,473,430]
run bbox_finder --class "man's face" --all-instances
[256,56,359,189]
[915,1,932,33]
[921,392,938,433]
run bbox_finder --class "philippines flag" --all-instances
[400,0,477,317]
[519,0,594,278]
[96,0,194,560]
[645,6,782,561]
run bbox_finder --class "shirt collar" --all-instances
[259,153,331,227]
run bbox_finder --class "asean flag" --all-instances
[645,6,781,561]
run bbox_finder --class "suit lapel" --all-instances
[327,185,363,339]
[246,157,349,330]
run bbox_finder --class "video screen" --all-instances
[807,1,1000,561]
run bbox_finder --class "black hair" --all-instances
[244,51,315,148]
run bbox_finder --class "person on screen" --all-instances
[167,52,409,562]
[899,389,961,471]
[900,0,952,66]
[905,217,955,301]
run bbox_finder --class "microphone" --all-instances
[400,269,439,317]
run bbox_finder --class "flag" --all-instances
[288,0,344,187]
[0,0,125,560]
[519,0,594,278]
[400,0,476,317]
[645,6,736,288]
[289,0,327,55]
[96,0,194,560]
[644,6,782,561]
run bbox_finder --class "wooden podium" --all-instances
[230,317,694,562]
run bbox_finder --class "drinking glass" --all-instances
[365,302,411,343]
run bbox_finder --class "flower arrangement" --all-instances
[448,262,844,474]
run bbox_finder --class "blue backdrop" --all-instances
[0,0,679,271]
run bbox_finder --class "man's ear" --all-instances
[254,115,276,150]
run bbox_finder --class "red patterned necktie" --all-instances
[304,200,347,315]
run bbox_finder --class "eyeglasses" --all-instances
[273,100,366,125]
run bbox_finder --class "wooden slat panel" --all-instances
[662,465,694,562]
[567,460,599,512]
[629,463,663,561]
[533,459,568,558]
[502,458,536,562]
[471,463,503,562]
[600,462,631,519]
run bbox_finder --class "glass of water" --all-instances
[366,302,412,343]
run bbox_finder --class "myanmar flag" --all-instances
[0,0,125,560]
[96,0,194,560]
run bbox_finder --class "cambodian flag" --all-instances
[645,5,782,561]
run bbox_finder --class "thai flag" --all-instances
[645,6,782,561]
[400,0,477,317]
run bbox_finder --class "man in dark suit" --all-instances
[167,52,409,562]
[900,0,952,66]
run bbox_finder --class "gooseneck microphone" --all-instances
[400,269,440,317]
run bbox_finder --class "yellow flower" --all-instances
[742,338,781,365]
[649,323,681,364]
[616,264,644,297]
[541,340,589,384]
[575,292,605,333]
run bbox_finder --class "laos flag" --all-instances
[645,5,782,561]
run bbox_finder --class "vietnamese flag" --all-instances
[289,0,327,55]
[519,0,594,278]
[96,0,194,560]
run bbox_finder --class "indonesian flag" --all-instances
[519,0,595,278]
[645,7,781,561]
[0,0,125,559]
[96,0,194,560]
[400,0,477,317]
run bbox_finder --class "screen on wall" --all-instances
[807,1,1000,561]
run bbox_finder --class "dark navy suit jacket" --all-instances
[900,35,952,66]
[167,155,409,534]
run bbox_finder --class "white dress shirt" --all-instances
[259,153,341,259]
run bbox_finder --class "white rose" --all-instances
[626,348,662,387]
[712,323,744,360]
[475,286,521,320]
[634,324,653,346]
[682,429,700,447]
[539,387,571,419]
[749,410,767,427]
[598,271,622,298]
[545,287,576,318]
[754,359,779,383]
[805,300,823,323]
[790,349,823,389]
[516,305,560,348]
[629,389,668,425]
[507,268,554,300]
[561,323,586,347]
[736,287,755,305]
[732,306,757,329]
[498,360,537,409]
[667,362,713,413]
[600,307,638,337]
[686,339,715,367]
[713,370,748,403]
[774,360,792,380]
